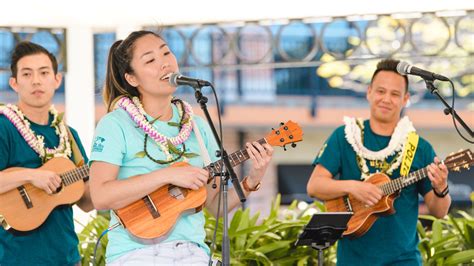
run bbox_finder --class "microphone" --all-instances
[169,73,211,88]
[396,61,449,81]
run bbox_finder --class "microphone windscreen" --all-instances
[396,61,409,75]
[169,72,181,87]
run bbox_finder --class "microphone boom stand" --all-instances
[192,85,246,266]
[424,79,474,138]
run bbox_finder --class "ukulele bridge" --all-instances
[18,186,33,209]
[0,214,11,230]
[142,195,160,219]
[343,196,353,212]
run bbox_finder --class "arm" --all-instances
[76,181,94,212]
[307,164,383,206]
[205,142,274,217]
[0,169,61,195]
[307,164,354,200]
[424,192,451,218]
[423,157,451,218]
[0,121,62,195]
[89,161,209,210]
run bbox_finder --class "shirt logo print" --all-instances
[92,136,105,152]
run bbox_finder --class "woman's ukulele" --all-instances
[114,121,303,239]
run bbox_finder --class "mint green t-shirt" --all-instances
[0,114,88,266]
[313,120,435,266]
[90,105,219,263]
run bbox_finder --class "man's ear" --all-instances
[403,91,410,107]
[54,73,63,90]
[124,73,138,87]
[9,77,19,93]
[366,85,372,101]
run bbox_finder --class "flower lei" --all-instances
[116,96,194,163]
[0,104,71,162]
[344,116,415,180]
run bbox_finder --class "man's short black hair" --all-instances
[371,59,409,92]
[10,41,58,78]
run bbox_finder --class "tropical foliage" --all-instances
[418,211,474,265]
[77,195,474,265]
[77,214,109,266]
[204,195,333,265]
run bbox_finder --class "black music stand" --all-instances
[296,212,352,266]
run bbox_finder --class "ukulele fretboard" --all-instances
[60,165,89,186]
[203,138,267,179]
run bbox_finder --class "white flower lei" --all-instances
[0,104,71,162]
[344,116,415,180]
[116,97,193,161]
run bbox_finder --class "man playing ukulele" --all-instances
[307,59,451,266]
[0,41,93,265]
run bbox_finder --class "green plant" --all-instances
[204,195,335,265]
[418,211,474,265]
[76,214,110,266]
[76,196,474,265]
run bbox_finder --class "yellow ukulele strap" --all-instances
[399,131,419,177]
[66,126,85,167]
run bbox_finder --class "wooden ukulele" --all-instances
[325,149,473,238]
[0,157,89,232]
[114,120,303,240]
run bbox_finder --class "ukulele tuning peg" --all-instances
[271,127,275,131]
[280,122,284,126]
[283,145,287,151]
[291,143,297,148]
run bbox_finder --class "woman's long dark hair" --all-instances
[103,30,162,112]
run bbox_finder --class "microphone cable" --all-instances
[207,83,225,266]
[446,79,473,144]
[92,222,120,266]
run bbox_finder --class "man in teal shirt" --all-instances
[307,59,451,265]
[0,41,93,265]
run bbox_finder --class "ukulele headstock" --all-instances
[444,149,473,172]
[265,120,303,151]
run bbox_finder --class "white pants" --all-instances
[108,241,210,266]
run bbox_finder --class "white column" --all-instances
[65,26,97,229]
[65,26,95,157]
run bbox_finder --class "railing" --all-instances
[0,11,472,116]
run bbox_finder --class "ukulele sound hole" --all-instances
[168,186,187,200]
[53,184,64,194]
